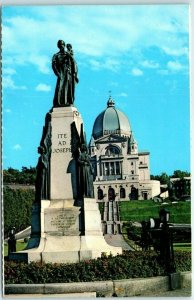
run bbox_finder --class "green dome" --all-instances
[92,97,131,139]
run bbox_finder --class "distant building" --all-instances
[169,177,191,199]
[89,96,160,202]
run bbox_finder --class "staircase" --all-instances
[103,201,121,234]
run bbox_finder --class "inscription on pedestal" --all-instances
[52,133,71,154]
[44,208,80,235]
[51,212,76,230]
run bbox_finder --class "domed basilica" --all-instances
[89,96,160,202]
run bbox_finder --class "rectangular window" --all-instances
[116,162,120,175]
[105,162,109,175]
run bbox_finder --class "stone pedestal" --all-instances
[50,107,83,200]
[10,198,121,263]
[9,106,122,264]
[79,198,122,260]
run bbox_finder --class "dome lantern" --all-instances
[107,96,115,107]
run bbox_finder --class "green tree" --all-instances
[151,172,169,184]
[171,170,190,179]
[159,172,169,184]
[3,167,36,185]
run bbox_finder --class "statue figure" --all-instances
[35,113,51,202]
[78,144,94,198]
[52,40,79,107]
[67,43,74,56]
[35,146,50,202]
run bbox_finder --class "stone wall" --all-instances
[5,271,191,297]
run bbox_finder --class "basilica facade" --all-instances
[89,96,160,202]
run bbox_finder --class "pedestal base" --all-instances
[9,199,122,263]
[10,235,122,264]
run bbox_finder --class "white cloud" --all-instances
[4,108,12,113]
[109,82,119,87]
[2,5,189,74]
[3,67,16,75]
[162,46,188,57]
[29,54,50,74]
[104,59,120,72]
[141,60,159,69]
[89,59,101,70]
[167,60,185,72]
[158,60,187,75]
[3,76,27,90]
[131,68,143,76]
[13,144,22,150]
[157,69,169,75]
[89,58,120,72]
[35,83,51,92]
[119,92,128,97]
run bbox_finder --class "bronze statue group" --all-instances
[52,40,79,107]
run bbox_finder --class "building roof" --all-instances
[92,96,131,139]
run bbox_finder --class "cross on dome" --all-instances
[107,94,115,107]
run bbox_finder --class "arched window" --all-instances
[130,186,138,200]
[98,188,103,200]
[120,187,126,199]
[105,146,120,156]
[108,187,115,201]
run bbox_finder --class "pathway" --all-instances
[104,234,133,250]
[144,286,192,297]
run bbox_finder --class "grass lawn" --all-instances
[174,243,191,252]
[119,200,191,224]
[4,240,27,257]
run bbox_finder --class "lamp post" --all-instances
[141,220,151,251]
[159,208,181,290]
[159,208,176,275]
[141,208,180,290]
[159,208,170,224]
[8,226,16,256]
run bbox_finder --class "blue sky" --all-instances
[2,5,190,175]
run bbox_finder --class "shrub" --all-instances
[4,250,191,284]
[3,187,34,236]
[174,251,191,271]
